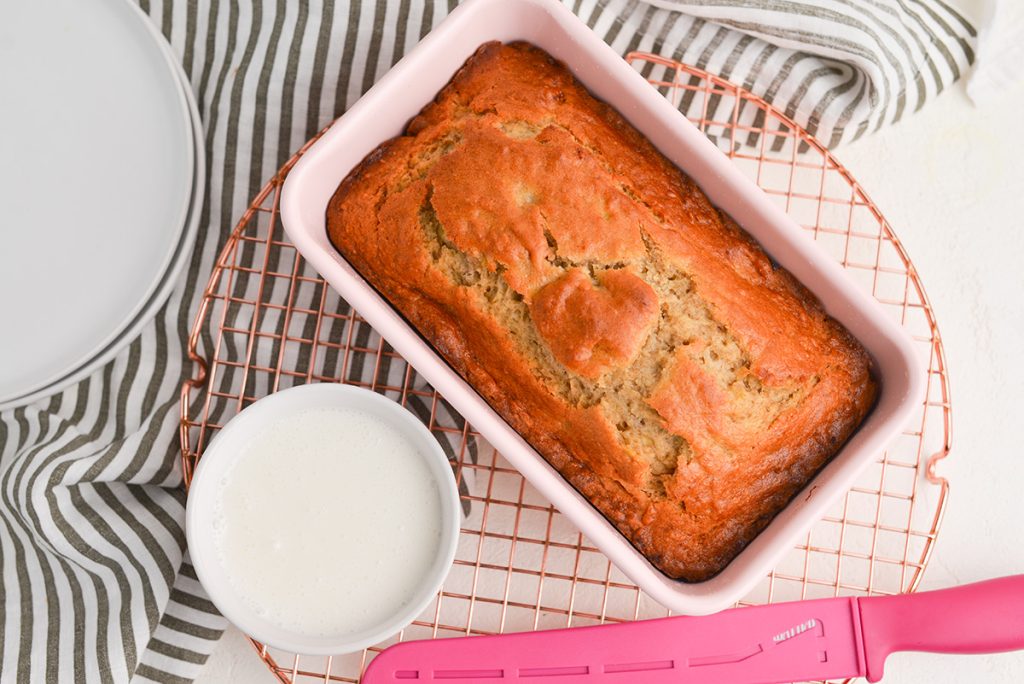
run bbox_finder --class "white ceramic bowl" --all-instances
[186,384,462,655]
[280,0,926,615]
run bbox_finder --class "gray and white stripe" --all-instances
[641,0,975,145]
[0,1,974,682]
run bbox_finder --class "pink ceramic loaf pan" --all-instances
[280,0,926,615]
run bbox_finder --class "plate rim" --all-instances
[0,0,197,407]
[0,18,205,413]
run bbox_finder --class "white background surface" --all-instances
[198,3,1024,681]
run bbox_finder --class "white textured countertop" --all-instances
[198,12,1024,683]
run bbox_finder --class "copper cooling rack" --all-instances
[179,53,952,683]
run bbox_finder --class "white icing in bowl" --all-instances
[187,384,460,655]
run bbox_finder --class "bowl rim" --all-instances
[185,383,462,655]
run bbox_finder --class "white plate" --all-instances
[0,49,205,413]
[0,0,193,404]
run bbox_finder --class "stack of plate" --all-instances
[0,0,205,412]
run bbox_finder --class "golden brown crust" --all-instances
[326,42,877,582]
[531,268,659,378]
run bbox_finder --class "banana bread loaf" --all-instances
[326,41,877,582]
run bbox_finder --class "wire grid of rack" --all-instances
[179,52,952,683]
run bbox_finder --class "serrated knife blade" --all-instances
[362,575,1024,683]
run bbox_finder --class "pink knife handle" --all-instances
[858,575,1024,682]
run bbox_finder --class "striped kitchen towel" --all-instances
[640,0,976,146]
[0,1,974,682]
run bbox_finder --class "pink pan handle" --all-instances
[859,574,1024,682]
